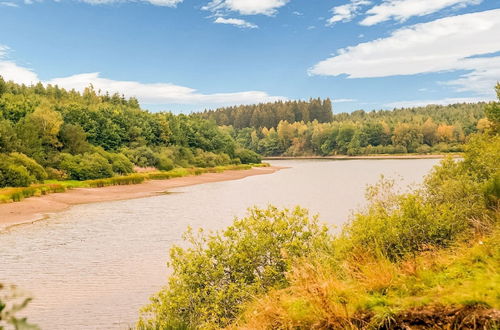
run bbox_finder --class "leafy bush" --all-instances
[0,164,32,187]
[107,153,134,175]
[156,155,174,171]
[8,153,47,181]
[59,152,114,180]
[121,146,159,168]
[234,148,261,164]
[0,153,47,187]
[192,150,232,168]
[138,206,331,329]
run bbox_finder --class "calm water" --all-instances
[0,159,439,329]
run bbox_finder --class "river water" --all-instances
[0,159,440,329]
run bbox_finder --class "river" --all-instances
[0,159,440,329]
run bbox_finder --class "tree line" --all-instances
[197,98,333,129]
[215,102,487,156]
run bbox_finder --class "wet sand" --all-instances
[0,166,282,229]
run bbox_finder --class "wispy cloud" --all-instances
[0,1,19,7]
[214,17,258,28]
[327,0,370,25]
[360,0,482,26]
[203,0,290,16]
[310,9,500,96]
[332,98,356,103]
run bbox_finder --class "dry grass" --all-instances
[231,229,500,329]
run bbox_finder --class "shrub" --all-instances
[108,153,134,175]
[59,152,114,180]
[192,150,232,168]
[234,148,261,164]
[0,164,32,187]
[156,155,174,171]
[416,144,431,154]
[138,206,331,329]
[8,152,47,181]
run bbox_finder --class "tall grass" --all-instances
[234,229,500,329]
[0,163,267,203]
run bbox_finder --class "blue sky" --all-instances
[0,0,499,113]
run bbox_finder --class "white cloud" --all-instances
[214,17,258,28]
[46,73,285,105]
[332,98,356,103]
[0,61,39,85]
[327,0,370,25]
[0,1,19,7]
[203,0,289,16]
[361,0,481,26]
[386,96,495,108]
[310,9,500,96]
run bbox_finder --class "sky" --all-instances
[0,0,499,114]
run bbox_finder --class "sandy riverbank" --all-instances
[264,154,461,160]
[0,166,283,230]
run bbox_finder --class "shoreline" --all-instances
[264,154,461,160]
[0,166,283,230]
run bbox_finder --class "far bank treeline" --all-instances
[0,77,261,188]
[197,99,488,156]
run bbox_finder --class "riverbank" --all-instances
[0,166,283,230]
[264,154,461,160]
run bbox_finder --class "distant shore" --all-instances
[264,154,462,160]
[0,166,283,230]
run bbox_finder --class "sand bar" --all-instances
[0,166,283,230]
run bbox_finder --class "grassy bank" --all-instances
[0,164,269,203]
[138,130,499,329]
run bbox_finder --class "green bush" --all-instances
[234,148,261,164]
[108,153,134,174]
[59,152,114,180]
[8,152,47,181]
[0,164,32,187]
[138,206,330,329]
[192,150,232,168]
[0,153,47,187]
[121,146,159,168]
[156,155,174,171]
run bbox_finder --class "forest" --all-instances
[0,77,261,188]
[202,101,487,156]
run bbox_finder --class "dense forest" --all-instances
[0,77,260,187]
[198,99,487,156]
[137,85,500,329]
[198,98,334,129]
